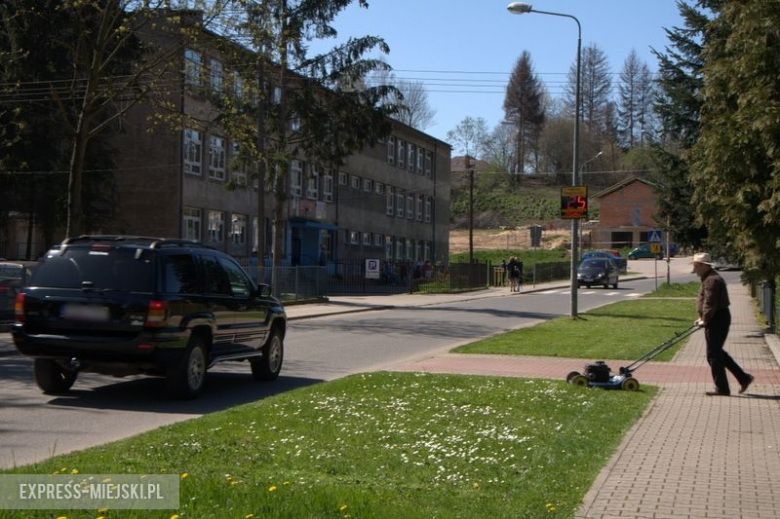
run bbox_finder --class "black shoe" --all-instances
[739,375,754,394]
[706,391,730,397]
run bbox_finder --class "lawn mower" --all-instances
[566,325,700,391]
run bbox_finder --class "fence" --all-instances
[491,261,571,288]
[756,279,777,332]
[240,260,492,300]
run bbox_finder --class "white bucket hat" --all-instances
[690,252,715,266]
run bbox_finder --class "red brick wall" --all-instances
[598,181,658,227]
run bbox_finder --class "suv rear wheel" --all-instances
[251,329,283,381]
[34,359,78,394]
[167,336,208,399]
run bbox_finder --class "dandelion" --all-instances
[245,515,255,518]
[339,504,348,511]
[171,515,179,519]
[70,469,78,475]
[472,482,480,490]
[268,485,277,492]
[181,473,188,480]
[546,503,557,513]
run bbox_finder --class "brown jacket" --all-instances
[697,268,730,325]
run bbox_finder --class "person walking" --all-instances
[691,252,754,396]
[507,257,520,293]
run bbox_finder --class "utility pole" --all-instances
[468,155,475,264]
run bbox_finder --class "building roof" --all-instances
[592,176,662,199]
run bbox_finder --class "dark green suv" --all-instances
[12,236,286,398]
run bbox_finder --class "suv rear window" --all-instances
[31,247,154,292]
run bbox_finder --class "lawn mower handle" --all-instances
[620,325,701,375]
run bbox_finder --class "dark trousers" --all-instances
[705,308,749,394]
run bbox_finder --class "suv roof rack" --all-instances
[61,235,215,250]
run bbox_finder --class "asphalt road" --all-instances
[0,258,702,469]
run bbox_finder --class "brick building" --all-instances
[590,176,664,249]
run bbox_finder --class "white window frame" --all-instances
[407,142,414,172]
[386,238,393,260]
[397,139,405,169]
[363,178,373,193]
[424,241,431,261]
[350,230,360,245]
[290,160,303,197]
[231,214,247,245]
[387,136,395,165]
[375,181,384,195]
[396,238,404,260]
[406,238,414,260]
[323,173,334,203]
[417,146,424,173]
[207,210,224,243]
[386,186,394,216]
[306,164,319,200]
[351,175,361,190]
[396,191,405,217]
[184,48,201,86]
[425,150,433,177]
[183,129,202,175]
[338,171,348,186]
[362,232,372,246]
[374,234,384,247]
[183,207,201,241]
[425,196,432,223]
[231,142,247,186]
[406,194,414,219]
[416,194,423,221]
[210,59,223,93]
[208,135,226,181]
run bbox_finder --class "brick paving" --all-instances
[393,281,780,519]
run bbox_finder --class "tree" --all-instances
[617,49,656,148]
[482,123,515,174]
[565,43,612,137]
[503,50,545,176]
[368,68,435,130]
[214,0,398,279]
[446,116,489,159]
[692,0,780,283]
[651,1,718,250]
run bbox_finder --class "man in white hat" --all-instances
[691,252,754,396]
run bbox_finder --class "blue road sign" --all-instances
[648,230,662,243]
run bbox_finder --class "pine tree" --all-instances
[617,49,656,148]
[503,50,545,176]
[565,44,611,138]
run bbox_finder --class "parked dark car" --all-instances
[11,236,286,398]
[581,249,627,272]
[577,258,619,289]
[627,243,678,260]
[0,261,37,327]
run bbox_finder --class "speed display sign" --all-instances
[560,186,588,219]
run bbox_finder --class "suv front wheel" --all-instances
[34,359,78,394]
[167,336,208,399]
[251,329,284,381]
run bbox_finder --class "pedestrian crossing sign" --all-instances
[648,230,662,243]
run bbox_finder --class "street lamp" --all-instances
[507,2,581,318]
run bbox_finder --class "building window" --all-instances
[233,71,243,100]
[387,136,395,165]
[184,48,201,86]
[406,194,414,219]
[210,59,223,93]
[425,150,433,177]
[350,230,359,245]
[208,136,226,180]
[362,232,372,246]
[231,214,247,245]
[338,171,348,186]
[208,210,224,243]
[183,129,202,175]
[323,172,333,203]
[425,196,432,223]
[387,187,394,216]
[396,191,404,217]
[424,241,431,261]
[374,234,384,247]
[290,160,303,197]
[183,207,201,241]
[397,139,405,169]
[231,142,247,186]
[417,146,424,173]
[375,181,384,195]
[406,239,414,260]
[416,194,423,221]
[386,238,393,260]
[396,238,404,260]
[415,240,422,260]
[306,164,319,200]
[363,178,373,193]
[351,175,361,190]
[407,143,414,172]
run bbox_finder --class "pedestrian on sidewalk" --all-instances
[691,252,754,396]
[507,257,521,293]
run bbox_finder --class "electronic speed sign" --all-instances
[560,186,588,220]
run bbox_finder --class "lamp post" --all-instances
[507,2,581,318]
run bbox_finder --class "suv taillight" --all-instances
[14,293,25,323]
[145,300,169,327]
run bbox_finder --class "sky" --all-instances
[311,0,686,151]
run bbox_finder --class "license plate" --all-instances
[61,303,110,322]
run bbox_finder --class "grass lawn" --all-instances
[453,283,699,360]
[2,372,654,519]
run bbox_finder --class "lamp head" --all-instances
[507,2,533,14]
